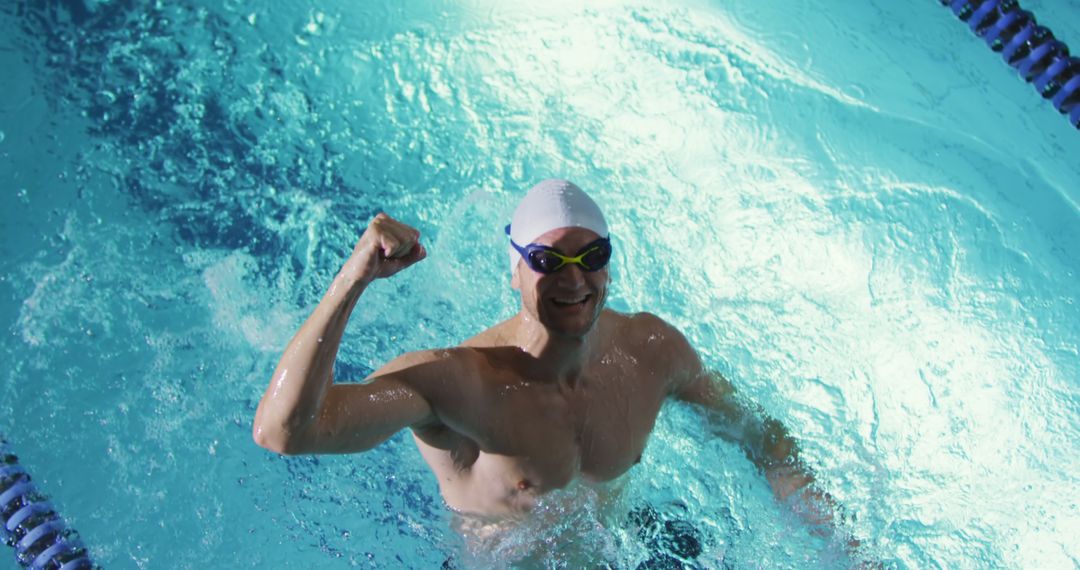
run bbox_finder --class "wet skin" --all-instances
[407,309,677,515]
[252,216,813,520]
[350,228,707,516]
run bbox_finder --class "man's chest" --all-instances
[458,374,668,481]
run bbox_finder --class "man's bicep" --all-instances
[313,376,433,452]
[649,319,745,425]
[645,314,735,410]
[307,349,467,454]
[675,368,741,418]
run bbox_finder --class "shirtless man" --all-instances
[253,179,825,525]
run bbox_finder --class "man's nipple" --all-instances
[516,479,532,491]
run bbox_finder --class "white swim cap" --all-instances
[507,179,609,273]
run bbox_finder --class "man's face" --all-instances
[512,227,609,338]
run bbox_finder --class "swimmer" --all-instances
[253,179,850,547]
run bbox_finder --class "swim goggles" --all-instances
[505,225,613,274]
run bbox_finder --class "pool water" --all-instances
[1,0,1078,568]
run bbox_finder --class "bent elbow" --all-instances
[252,421,307,456]
[252,422,283,453]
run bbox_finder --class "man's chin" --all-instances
[541,301,601,337]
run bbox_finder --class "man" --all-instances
[253,179,831,532]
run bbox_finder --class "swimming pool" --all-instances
[2,0,1078,567]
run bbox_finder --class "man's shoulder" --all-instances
[606,310,696,367]
[606,310,679,339]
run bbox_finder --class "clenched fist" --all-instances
[341,213,427,284]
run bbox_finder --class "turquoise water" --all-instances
[2,0,1079,568]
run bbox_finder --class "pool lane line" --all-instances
[942,0,1080,129]
[1,438,95,569]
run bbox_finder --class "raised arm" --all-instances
[252,213,433,455]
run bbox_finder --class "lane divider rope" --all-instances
[1,438,94,570]
[942,0,1080,129]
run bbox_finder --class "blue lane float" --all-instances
[1,438,93,570]
[941,0,1080,129]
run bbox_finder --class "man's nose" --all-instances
[556,263,587,286]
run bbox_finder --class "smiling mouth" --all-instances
[551,294,591,307]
